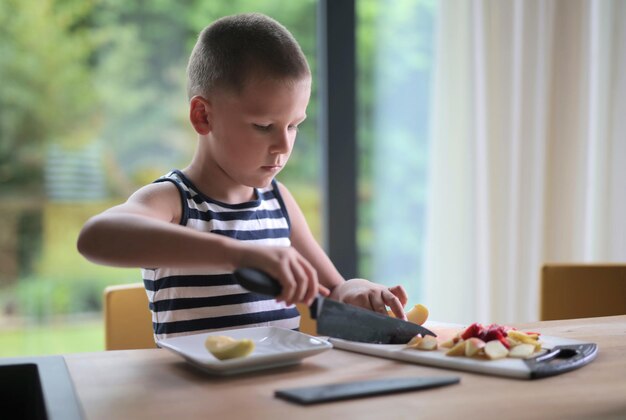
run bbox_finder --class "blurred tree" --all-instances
[0,0,98,196]
[0,0,318,198]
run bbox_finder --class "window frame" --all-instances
[318,0,358,279]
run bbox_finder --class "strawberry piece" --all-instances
[481,327,506,343]
[461,322,482,340]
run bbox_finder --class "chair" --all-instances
[104,284,317,350]
[296,303,316,335]
[104,283,157,350]
[540,264,626,321]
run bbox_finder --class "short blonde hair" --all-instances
[186,13,310,99]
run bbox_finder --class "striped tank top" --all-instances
[141,170,300,340]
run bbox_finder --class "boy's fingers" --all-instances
[277,267,296,305]
[290,259,309,304]
[388,285,409,306]
[318,284,331,297]
[383,292,407,320]
[368,292,388,316]
[301,262,318,306]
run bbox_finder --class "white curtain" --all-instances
[423,0,626,324]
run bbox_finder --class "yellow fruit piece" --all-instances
[440,334,462,349]
[440,338,456,349]
[506,337,521,348]
[405,335,423,349]
[204,335,255,360]
[507,330,537,344]
[445,340,466,356]
[417,335,438,350]
[406,304,429,325]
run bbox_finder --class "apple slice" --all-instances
[406,304,429,325]
[446,339,466,356]
[484,340,509,360]
[440,335,460,349]
[464,337,486,357]
[417,335,438,350]
[508,343,536,359]
[205,335,255,360]
[405,335,423,349]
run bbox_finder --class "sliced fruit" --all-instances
[446,339,466,356]
[508,343,536,359]
[406,304,429,325]
[507,330,538,344]
[405,335,423,349]
[417,335,438,350]
[440,335,461,349]
[506,337,521,348]
[204,335,255,360]
[464,337,486,357]
[481,326,507,344]
[484,340,509,360]
[461,323,482,340]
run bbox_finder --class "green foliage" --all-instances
[0,0,319,195]
[9,275,116,320]
[0,319,104,357]
[0,0,98,193]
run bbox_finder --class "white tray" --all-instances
[329,322,597,379]
[158,326,332,375]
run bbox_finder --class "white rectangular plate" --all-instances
[158,327,332,376]
[329,322,597,379]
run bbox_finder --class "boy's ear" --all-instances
[189,95,212,135]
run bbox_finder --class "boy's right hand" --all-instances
[237,245,329,307]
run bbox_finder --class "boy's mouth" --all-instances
[261,165,282,172]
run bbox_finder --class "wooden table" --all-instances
[65,316,626,419]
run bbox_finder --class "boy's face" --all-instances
[206,76,311,189]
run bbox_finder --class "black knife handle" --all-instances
[234,268,282,297]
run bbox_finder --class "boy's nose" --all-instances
[270,129,292,154]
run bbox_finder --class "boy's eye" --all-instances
[288,125,299,132]
[253,124,271,132]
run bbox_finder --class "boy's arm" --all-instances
[277,182,408,319]
[77,182,322,306]
[77,182,240,270]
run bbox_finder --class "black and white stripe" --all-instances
[141,170,299,340]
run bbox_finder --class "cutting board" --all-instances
[329,323,598,379]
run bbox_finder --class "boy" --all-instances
[78,13,408,340]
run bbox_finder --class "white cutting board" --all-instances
[329,322,598,379]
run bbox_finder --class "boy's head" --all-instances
[187,13,310,99]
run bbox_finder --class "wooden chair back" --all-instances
[540,264,626,320]
[104,284,317,350]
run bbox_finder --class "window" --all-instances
[357,0,437,303]
[0,0,319,356]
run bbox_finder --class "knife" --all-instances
[233,268,436,344]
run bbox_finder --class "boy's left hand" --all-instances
[328,279,408,320]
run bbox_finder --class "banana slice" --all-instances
[204,335,255,360]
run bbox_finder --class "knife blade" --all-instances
[233,268,436,344]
